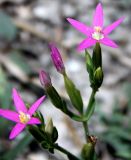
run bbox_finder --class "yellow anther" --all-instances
[94,26,102,32]
[92,26,104,40]
[19,111,30,124]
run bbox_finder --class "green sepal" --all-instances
[45,118,54,135]
[45,118,58,143]
[41,141,54,153]
[35,111,45,126]
[46,85,87,122]
[92,42,102,70]
[63,74,83,114]
[85,50,94,83]
[52,127,58,143]
[94,67,103,88]
[28,126,45,143]
[49,147,54,154]
[46,86,68,113]
[81,143,95,160]
[41,141,50,149]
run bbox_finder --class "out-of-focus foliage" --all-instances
[0,11,36,159]
[1,134,33,160]
[9,51,33,75]
[0,68,13,136]
[0,11,17,41]
[98,83,131,159]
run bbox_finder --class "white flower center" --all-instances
[19,111,30,124]
[92,26,104,40]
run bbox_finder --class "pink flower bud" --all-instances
[39,70,52,88]
[49,43,65,74]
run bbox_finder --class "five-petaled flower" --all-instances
[67,3,124,51]
[0,88,46,139]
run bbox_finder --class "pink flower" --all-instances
[0,88,46,139]
[67,3,124,51]
[49,43,65,74]
[39,70,52,88]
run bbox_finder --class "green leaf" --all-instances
[9,51,33,75]
[2,134,32,160]
[41,141,50,149]
[0,11,17,41]
[28,126,46,143]
[52,127,58,143]
[41,141,54,153]
[64,74,83,114]
[0,68,12,109]
[46,86,68,113]
[36,111,45,126]
[85,50,94,84]
[116,150,131,159]
[85,50,94,75]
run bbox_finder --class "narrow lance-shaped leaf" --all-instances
[63,74,83,114]
[0,11,17,41]
[46,86,68,113]
[85,50,94,84]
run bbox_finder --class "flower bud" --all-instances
[94,67,103,88]
[45,117,54,135]
[81,143,95,160]
[39,70,52,88]
[92,42,102,69]
[49,43,65,74]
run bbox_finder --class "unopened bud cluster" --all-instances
[86,43,103,91]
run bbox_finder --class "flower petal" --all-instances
[93,3,103,27]
[28,96,46,116]
[67,18,92,36]
[103,17,125,35]
[9,123,25,139]
[28,117,41,125]
[100,37,118,48]
[12,88,27,113]
[77,38,96,51]
[0,109,19,122]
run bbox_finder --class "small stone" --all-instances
[33,1,61,25]
[62,3,76,17]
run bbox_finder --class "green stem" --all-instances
[82,89,96,142]
[86,89,96,115]
[54,144,81,160]
[82,121,89,142]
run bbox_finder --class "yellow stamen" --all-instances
[94,26,102,32]
[19,111,30,124]
[92,26,104,40]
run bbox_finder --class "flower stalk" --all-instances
[54,144,81,160]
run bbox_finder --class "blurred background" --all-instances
[0,0,131,160]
